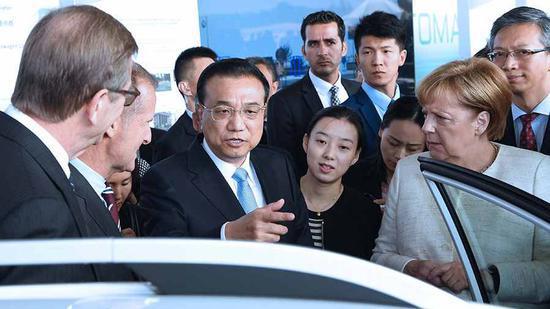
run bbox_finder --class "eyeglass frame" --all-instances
[487,47,550,63]
[107,86,141,106]
[198,103,267,121]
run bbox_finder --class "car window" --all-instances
[443,185,550,306]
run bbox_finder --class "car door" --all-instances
[419,156,550,307]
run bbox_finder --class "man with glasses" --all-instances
[69,62,155,281]
[489,6,550,154]
[0,5,137,284]
[140,59,312,246]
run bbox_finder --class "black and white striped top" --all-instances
[308,217,324,248]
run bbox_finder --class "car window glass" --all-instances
[444,185,550,307]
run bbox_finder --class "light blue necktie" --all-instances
[232,168,258,214]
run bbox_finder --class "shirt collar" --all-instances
[70,158,107,199]
[202,139,254,180]
[511,93,550,120]
[4,104,71,178]
[309,70,344,94]
[361,82,400,112]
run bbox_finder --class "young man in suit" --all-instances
[0,5,137,284]
[489,7,550,154]
[153,47,217,163]
[343,11,407,158]
[141,59,312,246]
[267,11,360,177]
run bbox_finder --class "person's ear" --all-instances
[341,40,348,57]
[301,44,306,57]
[399,49,407,66]
[302,134,309,153]
[105,117,121,138]
[351,148,361,166]
[475,111,490,136]
[378,128,383,139]
[178,81,192,97]
[85,89,110,125]
[192,103,204,133]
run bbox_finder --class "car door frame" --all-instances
[418,156,550,303]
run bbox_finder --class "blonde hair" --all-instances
[417,57,512,140]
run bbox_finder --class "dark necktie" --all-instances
[519,113,538,151]
[101,187,120,229]
[329,85,340,106]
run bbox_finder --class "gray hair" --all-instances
[489,6,550,49]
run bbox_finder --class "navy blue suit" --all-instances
[342,88,381,158]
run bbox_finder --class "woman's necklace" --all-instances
[303,184,344,217]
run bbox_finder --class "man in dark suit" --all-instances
[153,47,217,163]
[0,6,137,284]
[343,12,408,158]
[488,7,550,154]
[141,59,312,246]
[69,63,157,281]
[267,11,360,177]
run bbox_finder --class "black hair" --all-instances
[489,6,550,49]
[300,11,346,43]
[305,106,364,152]
[354,11,406,52]
[246,57,278,82]
[196,58,270,105]
[380,96,425,130]
[173,46,218,85]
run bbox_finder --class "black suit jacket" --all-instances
[153,113,196,163]
[0,112,96,284]
[342,88,381,158]
[69,165,135,281]
[267,74,360,177]
[139,128,166,165]
[498,110,550,155]
[140,136,312,246]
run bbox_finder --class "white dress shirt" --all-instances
[361,82,401,120]
[511,93,550,151]
[4,104,71,178]
[70,158,107,207]
[309,70,350,108]
[202,140,266,239]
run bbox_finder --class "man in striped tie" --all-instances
[70,62,157,244]
[140,58,312,246]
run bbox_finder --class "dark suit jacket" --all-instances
[498,110,550,155]
[0,112,96,284]
[343,154,385,201]
[342,88,381,158]
[140,136,313,246]
[267,74,360,177]
[69,165,135,282]
[153,113,196,163]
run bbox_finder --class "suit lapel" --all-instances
[357,89,381,137]
[342,78,360,96]
[499,110,516,147]
[0,112,88,236]
[540,116,550,155]
[301,74,324,114]
[70,166,119,236]
[250,150,275,204]
[187,138,245,220]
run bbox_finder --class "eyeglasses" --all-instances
[487,47,549,64]
[199,103,266,121]
[108,86,141,106]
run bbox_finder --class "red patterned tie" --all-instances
[101,187,120,229]
[519,113,538,151]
